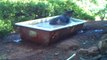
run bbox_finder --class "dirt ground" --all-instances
[0,21,107,60]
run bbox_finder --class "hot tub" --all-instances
[15,16,86,45]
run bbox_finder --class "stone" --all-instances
[101,34,107,40]
[77,48,89,56]
[56,40,80,50]
[54,52,59,56]
[98,39,107,54]
[78,46,99,57]
[87,46,99,56]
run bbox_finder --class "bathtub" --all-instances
[15,16,86,45]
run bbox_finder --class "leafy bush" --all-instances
[0,20,13,38]
[0,0,95,22]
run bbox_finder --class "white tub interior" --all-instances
[15,16,86,31]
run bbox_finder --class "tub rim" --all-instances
[15,16,86,31]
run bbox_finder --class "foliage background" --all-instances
[0,0,106,37]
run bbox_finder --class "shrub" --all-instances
[0,0,95,22]
[0,20,13,38]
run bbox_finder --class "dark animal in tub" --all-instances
[49,10,74,25]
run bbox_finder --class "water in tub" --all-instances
[31,18,85,30]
